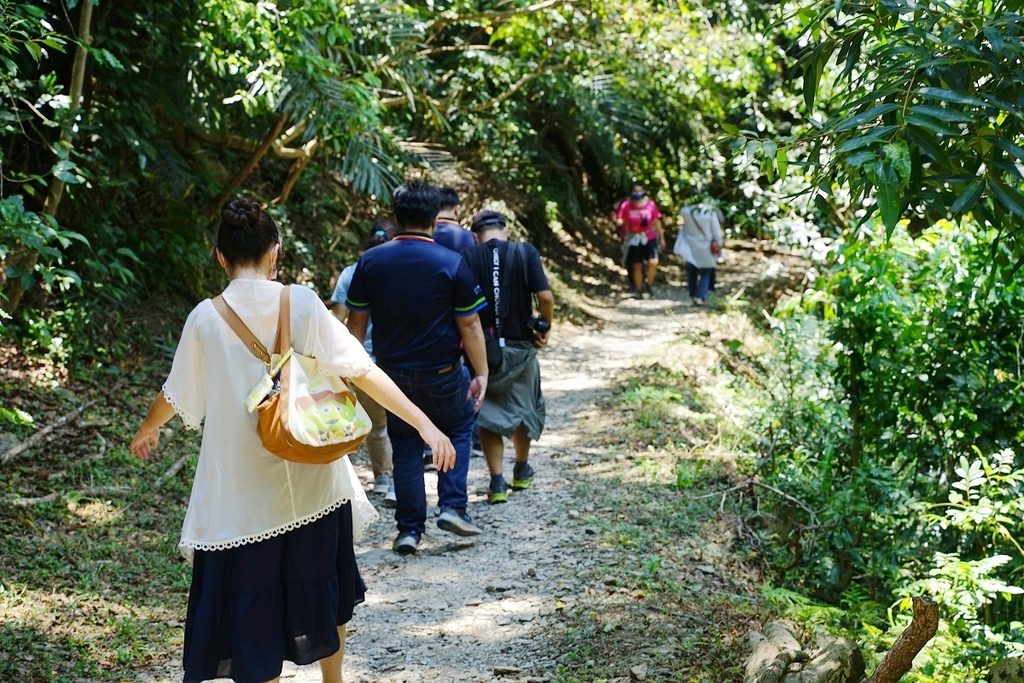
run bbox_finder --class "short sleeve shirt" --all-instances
[462,240,550,342]
[617,199,662,241]
[331,264,373,355]
[164,279,378,557]
[346,233,487,371]
[433,220,477,253]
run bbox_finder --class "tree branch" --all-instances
[428,0,578,36]
[1,399,101,465]
[466,60,570,113]
[203,112,288,222]
[273,138,320,205]
[8,485,129,507]
[3,0,94,315]
[867,597,939,683]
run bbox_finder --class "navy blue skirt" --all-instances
[182,503,366,683]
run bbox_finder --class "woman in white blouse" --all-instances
[129,198,455,683]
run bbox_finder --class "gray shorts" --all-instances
[476,343,546,440]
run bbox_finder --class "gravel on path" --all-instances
[141,281,700,683]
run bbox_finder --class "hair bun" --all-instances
[222,198,262,231]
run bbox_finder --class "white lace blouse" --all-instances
[162,278,378,558]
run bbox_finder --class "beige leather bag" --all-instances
[212,286,370,464]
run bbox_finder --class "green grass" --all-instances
[1,360,196,681]
[550,355,768,683]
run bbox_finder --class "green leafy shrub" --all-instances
[749,220,1024,679]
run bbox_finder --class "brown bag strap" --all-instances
[212,295,272,365]
[275,285,292,354]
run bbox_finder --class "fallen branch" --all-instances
[1,399,101,465]
[155,453,190,488]
[8,485,129,507]
[867,597,939,683]
[693,479,818,523]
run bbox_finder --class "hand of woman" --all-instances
[130,424,161,460]
[420,424,456,473]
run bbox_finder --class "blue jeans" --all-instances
[382,364,474,535]
[686,264,714,301]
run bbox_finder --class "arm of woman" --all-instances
[130,392,176,460]
[349,367,456,472]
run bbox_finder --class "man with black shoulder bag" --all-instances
[462,210,554,504]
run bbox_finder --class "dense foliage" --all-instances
[742,2,1024,678]
[754,224,1024,678]
[1,0,793,349]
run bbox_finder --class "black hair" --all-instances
[365,217,396,250]
[216,197,280,266]
[438,187,460,211]
[392,180,441,230]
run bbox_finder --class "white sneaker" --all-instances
[384,481,397,508]
[373,473,391,496]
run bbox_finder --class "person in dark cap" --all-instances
[461,210,554,504]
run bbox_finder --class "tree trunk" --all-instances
[203,112,288,223]
[2,0,94,315]
[866,597,939,683]
[744,599,938,683]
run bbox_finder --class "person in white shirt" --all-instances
[676,204,724,305]
[129,197,455,683]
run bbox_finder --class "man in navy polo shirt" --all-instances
[433,187,476,253]
[346,181,490,555]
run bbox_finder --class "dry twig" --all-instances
[8,485,129,507]
[155,453,190,488]
[1,398,101,465]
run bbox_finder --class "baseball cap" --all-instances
[470,210,507,232]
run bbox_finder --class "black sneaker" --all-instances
[393,531,420,555]
[643,282,654,298]
[488,476,509,504]
[437,508,482,536]
[511,462,535,490]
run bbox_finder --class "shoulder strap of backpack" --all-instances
[498,242,524,320]
[275,285,291,354]
[212,295,272,365]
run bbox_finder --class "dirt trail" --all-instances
[301,287,692,683]
[143,250,789,683]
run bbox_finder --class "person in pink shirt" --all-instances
[615,184,664,298]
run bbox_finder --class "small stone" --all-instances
[568,509,580,518]
[464,598,483,606]
[630,664,648,681]
[486,581,513,593]
[697,563,716,575]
